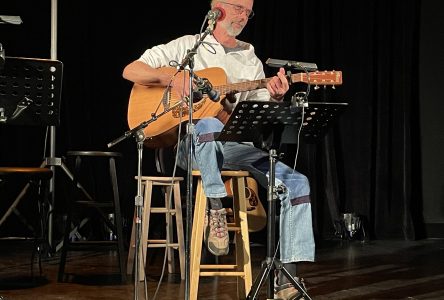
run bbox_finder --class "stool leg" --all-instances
[139,179,153,281]
[233,176,252,298]
[127,211,136,275]
[58,155,82,282]
[190,178,206,300]
[174,181,185,280]
[127,180,147,276]
[109,157,126,283]
[165,185,175,275]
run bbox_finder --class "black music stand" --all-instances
[217,100,349,145]
[0,56,62,126]
[0,57,63,255]
[217,100,348,300]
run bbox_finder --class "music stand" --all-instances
[0,56,63,252]
[217,100,348,300]
[217,100,349,145]
[0,56,62,126]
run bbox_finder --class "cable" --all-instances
[292,67,311,171]
[292,105,305,171]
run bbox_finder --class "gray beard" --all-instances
[222,22,244,37]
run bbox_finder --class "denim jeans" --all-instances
[178,117,315,263]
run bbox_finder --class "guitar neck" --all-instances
[215,79,269,95]
[213,70,342,95]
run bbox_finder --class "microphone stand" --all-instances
[178,18,215,300]
[107,105,182,300]
[107,13,217,299]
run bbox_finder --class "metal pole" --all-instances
[47,0,58,249]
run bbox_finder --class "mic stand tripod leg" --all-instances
[246,149,312,300]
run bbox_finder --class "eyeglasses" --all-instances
[218,1,255,19]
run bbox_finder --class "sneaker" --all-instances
[204,208,229,256]
[274,276,306,300]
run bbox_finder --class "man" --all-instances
[123,0,315,298]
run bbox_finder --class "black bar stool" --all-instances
[57,151,126,283]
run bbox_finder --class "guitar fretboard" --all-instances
[215,79,269,94]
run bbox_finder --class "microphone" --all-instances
[194,76,220,102]
[207,7,226,22]
[266,58,318,71]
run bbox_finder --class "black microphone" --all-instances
[266,58,318,71]
[194,76,220,102]
[207,7,226,22]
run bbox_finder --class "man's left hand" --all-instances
[267,67,289,101]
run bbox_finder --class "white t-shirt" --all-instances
[137,34,271,105]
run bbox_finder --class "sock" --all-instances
[208,197,223,210]
[278,263,297,285]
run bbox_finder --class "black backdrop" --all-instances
[0,0,427,241]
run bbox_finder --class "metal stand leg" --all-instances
[246,149,312,300]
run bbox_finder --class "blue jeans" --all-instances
[178,117,315,263]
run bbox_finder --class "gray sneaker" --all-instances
[204,208,229,256]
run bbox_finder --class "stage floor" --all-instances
[1,238,444,299]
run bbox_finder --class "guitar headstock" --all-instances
[290,70,343,87]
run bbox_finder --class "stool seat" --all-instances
[192,170,250,177]
[0,167,53,180]
[66,151,122,158]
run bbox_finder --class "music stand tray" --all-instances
[217,100,348,144]
[0,56,63,126]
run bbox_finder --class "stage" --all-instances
[1,238,444,299]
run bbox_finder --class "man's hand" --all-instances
[267,67,289,101]
[170,73,191,100]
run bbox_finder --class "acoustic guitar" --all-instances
[224,176,267,233]
[127,67,343,148]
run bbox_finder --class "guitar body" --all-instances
[225,176,267,232]
[127,67,227,148]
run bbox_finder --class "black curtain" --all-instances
[0,0,423,240]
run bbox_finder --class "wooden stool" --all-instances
[127,176,185,281]
[190,170,252,300]
[58,151,126,283]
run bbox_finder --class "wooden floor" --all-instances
[1,238,444,299]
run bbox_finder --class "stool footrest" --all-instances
[76,201,113,208]
[129,242,180,248]
[200,271,246,277]
[227,225,241,231]
[200,264,238,270]
[150,208,177,214]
